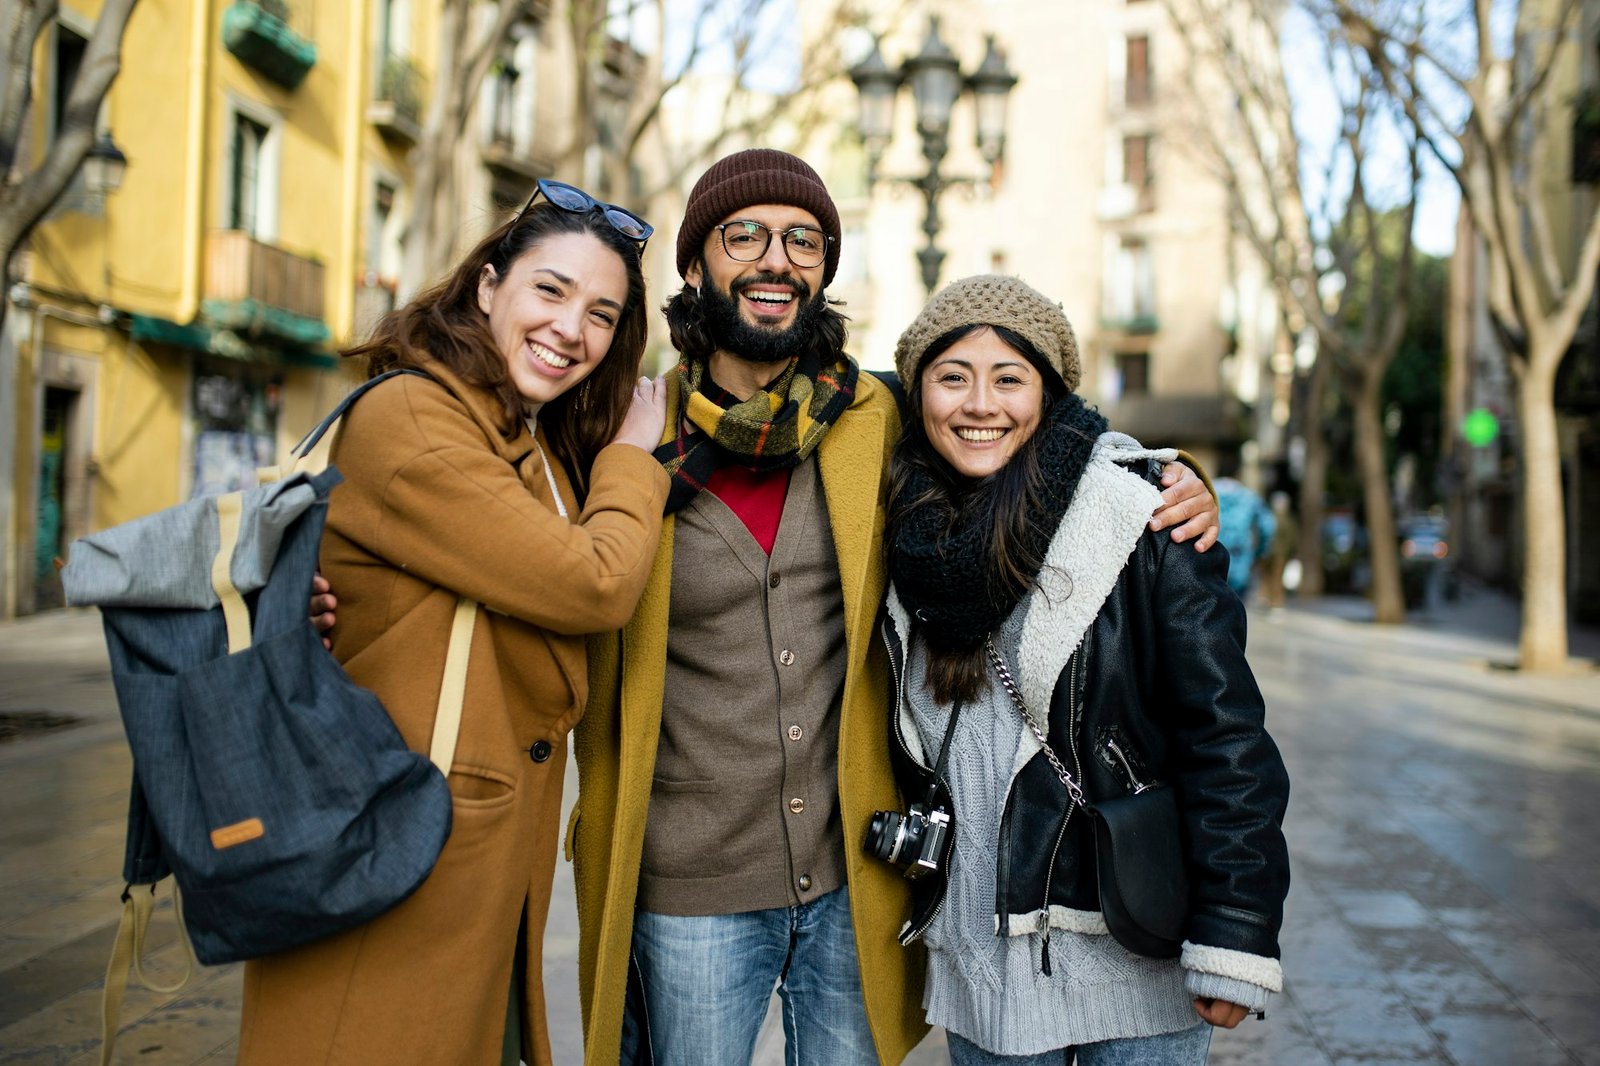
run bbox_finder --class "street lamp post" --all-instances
[849,18,1017,295]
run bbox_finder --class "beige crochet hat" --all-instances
[893,274,1080,393]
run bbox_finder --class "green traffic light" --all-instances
[1462,408,1499,447]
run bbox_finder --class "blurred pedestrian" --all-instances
[879,275,1290,1066]
[261,180,670,1066]
[1260,492,1298,610]
[1214,477,1276,600]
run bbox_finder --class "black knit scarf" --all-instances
[651,349,859,515]
[889,393,1109,651]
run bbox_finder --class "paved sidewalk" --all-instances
[2,593,1598,1064]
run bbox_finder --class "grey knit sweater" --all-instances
[905,603,1268,1056]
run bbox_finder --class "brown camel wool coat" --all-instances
[236,361,667,1066]
[571,373,931,1064]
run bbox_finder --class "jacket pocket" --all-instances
[1093,725,1159,794]
[448,762,517,809]
[641,777,737,880]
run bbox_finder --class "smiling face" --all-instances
[476,232,630,406]
[685,203,828,367]
[919,326,1049,480]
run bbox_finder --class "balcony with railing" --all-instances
[369,54,426,144]
[479,60,552,181]
[202,230,330,348]
[221,0,317,89]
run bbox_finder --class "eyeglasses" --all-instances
[510,179,654,246]
[714,220,834,269]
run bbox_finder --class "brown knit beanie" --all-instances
[676,148,842,286]
[893,274,1081,393]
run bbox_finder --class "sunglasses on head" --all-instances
[509,179,654,247]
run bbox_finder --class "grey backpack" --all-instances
[62,370,476,1060]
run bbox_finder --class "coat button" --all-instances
[779,649,795,666]
[787,724,803,741]
[798,874,813,891]
[789,797,805,814]
[769,573,782,588]
[529,740,552,763]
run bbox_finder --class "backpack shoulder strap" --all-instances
[867,368,907,419]
[429,596,477,776]
[261,368,433,482]
[100,884,195,1065]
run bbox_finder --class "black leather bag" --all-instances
[986,640,1189,960]
[1087,784,1187,958]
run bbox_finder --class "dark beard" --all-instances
[699,274,827,364]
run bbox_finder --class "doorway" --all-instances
[33,387,78,609]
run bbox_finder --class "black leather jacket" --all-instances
[881,470,1290,965]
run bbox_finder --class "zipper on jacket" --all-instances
[901,883,948,946]
[884,618,951,947]
[885,624,919,774]
[1103,735,1153,794]
[1035,649,1083,977]
[995,789,1014,936]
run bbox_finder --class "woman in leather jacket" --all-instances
[875,274,1290,1065]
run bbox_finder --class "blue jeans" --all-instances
[627,886,875,1066]
[947,1021,1213,1065]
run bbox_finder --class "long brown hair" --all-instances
[345,200,650,495]
[888,323,1068,705]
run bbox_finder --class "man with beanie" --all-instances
[570,148,1220,1065]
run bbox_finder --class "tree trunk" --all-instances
[399,1,460,296]
[1516,353,1569,670]
[1295,353,1331,598]
[1353,362,1406,624]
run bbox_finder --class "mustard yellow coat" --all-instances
[237,362,668,1066]
[570,373,930,1064]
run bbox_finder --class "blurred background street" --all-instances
[3,588,1598,1065]
[6,0,1600,1062]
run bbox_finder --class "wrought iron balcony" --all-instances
[222,0,317,90]
[369,54,426,144]
[1102,313,1160,335]
[202,230,330,348]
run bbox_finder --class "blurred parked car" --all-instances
[1398,515,1458,607]
[1321,512,1367,593]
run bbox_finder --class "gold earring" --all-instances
[578,381,593,412]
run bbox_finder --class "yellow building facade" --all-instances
[3,0,443,617]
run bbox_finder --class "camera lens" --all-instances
[864,810,904,863]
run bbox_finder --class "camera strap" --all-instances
[923,698,963,808]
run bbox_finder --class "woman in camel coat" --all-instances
[238,186,669,1065]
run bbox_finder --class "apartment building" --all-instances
[0,0,608,618]
[800,0,1285,478]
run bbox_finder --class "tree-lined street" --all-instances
[2,591,1598,1065]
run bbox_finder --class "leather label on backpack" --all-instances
[211,818,265,849]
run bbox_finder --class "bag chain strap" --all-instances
[985,638,1087,809]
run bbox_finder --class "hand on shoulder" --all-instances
[611,375,669,452]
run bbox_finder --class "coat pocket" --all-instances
[641,777,733,880]
[448,762,517,809]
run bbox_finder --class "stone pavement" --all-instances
[2,583,1599,1065]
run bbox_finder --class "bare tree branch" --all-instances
[0,0,60,172]
[0,0,139,280]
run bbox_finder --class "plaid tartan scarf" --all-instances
[653,349,860,514]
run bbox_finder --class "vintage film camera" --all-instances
[863,802,951,880]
